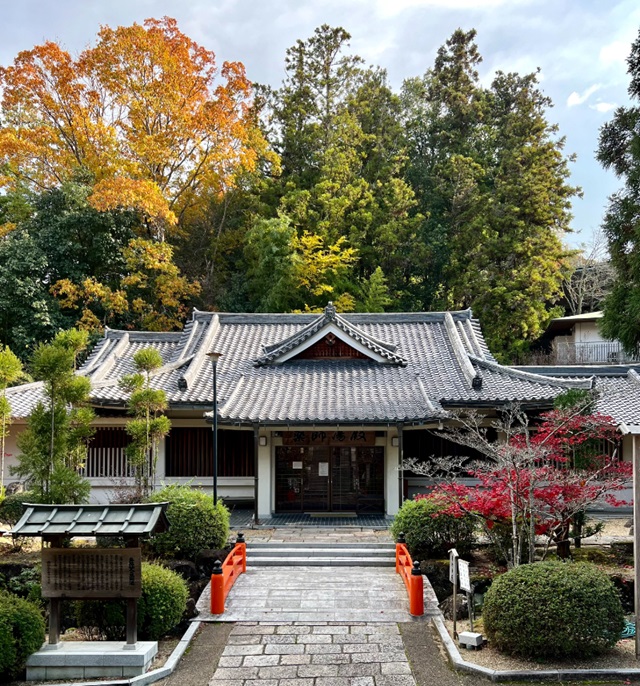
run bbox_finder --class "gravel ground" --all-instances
[445,618,639,671]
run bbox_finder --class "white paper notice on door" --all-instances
[318,462,329,477]
[292,461,303,470]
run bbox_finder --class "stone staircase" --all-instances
[245,541,396,567]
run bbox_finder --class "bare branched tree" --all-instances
[563,229,615,316]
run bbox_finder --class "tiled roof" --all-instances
[7,306,593,425]
[12,502,169,537]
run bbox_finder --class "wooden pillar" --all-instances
[125,536,139,646]
[253,424,260,526]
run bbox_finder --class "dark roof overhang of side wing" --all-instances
[12,502,170,538]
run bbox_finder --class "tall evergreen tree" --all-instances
[13,330,93,503]
[597,29,640,353]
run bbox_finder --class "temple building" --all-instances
[7,303,629,518]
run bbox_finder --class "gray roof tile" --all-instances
[7,307,594,424]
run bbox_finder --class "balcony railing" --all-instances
[553,339,639,365]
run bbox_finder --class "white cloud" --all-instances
[590,102,617,113]
[374,0,527,17]
[599,40,631,67]
[566,83,601,107]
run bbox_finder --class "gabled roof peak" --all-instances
[255,303,406,366]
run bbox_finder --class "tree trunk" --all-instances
[555,523,571,559]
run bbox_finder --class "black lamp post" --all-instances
[207,352,223,506]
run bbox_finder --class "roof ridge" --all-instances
[474,357,595,390]
[444,312,478,388]
[628,369,640,385]
[179,314,220,390]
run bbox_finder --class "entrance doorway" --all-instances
[275,445,384,514]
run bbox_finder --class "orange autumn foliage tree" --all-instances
[0,17,264,238]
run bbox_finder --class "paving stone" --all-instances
[333,634,370,643]
[208,679,243,686]
[222,644,265,656]
[262,634,298,644]
[351,678,376,686]
[231,622,276,636]
[297,664,340,677]
[280,654,312,665]
[312,653,352,664]
[338,662,382,677]
[277,625,312,634]
[295,633,333,643]
[278,679,315,686]
[342,643,380,653]
[304,643,343,654]
[380,661,412,675]
[264,643,305,655]
[242,654,280,666]
[351,651,406,663]
[315,678,353,686]
[312,625,349,634]
[374,675,416,686]
[209,666,258,680]
[217,656,243,667]
[228,634,262,644]
[258,665,300,679]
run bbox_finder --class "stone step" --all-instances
[248,556,396,567]
[246,542,395,549]
[247,547,394,558]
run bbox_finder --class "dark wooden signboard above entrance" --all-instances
[283,431,376,446]
[41,548,142,599]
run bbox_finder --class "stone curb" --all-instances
[432,615,640,682]
[34,620,202,686]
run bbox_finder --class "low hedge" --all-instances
[148,484,230,560]
[0,590,46,680]
[483,561,625,659]
[0,491,36,526]
[76,562,188,641]
[390,495,476,559]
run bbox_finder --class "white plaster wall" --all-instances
[574,321,604,343]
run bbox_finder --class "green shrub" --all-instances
[148,484,230,560]
[0,590,46,680]
[483,561,625,659]
[76,562,188,641]
[390,495,476,559]
[138,563,189,640]
[0,491,36,526]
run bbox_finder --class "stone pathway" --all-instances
[196,566,439,623]
[209,622,416,686]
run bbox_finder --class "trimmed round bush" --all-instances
[0,491,36,526]
[148,484,230,560]
[138,563,189,640]
[0,590,46,680]
[76,562,188,641]
[483,561,625,659]
[390,495,476,559]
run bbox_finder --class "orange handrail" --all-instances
[395,541,424,616]
[210,536,247,614]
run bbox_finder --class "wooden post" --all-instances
[633,433,640,659]
[126,599,137,646]
[125,536,139,646]
[48,598,60,645]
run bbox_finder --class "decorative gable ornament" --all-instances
[255,302,407,367]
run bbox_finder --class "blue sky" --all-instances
[1,0,638,250]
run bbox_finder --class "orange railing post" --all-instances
[395,534,424,617]
[210,560,225,614]
[210,532,248,615]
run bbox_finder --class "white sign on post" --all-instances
[449,548,458,583]
[458,559,471,593]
